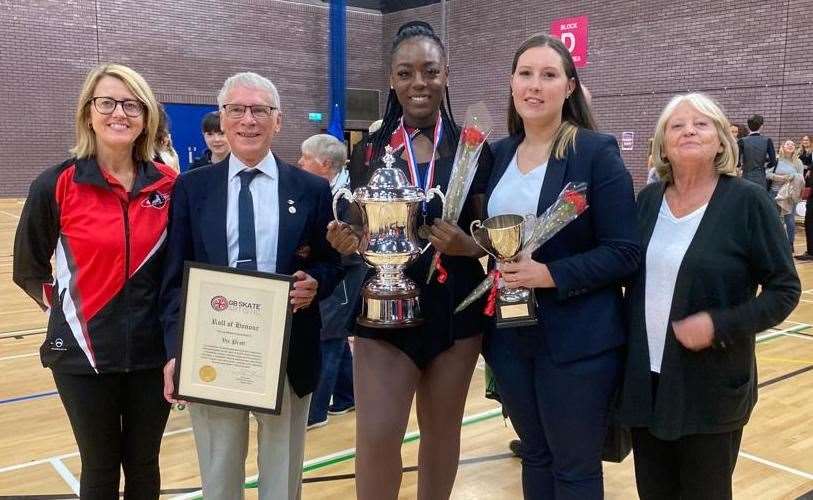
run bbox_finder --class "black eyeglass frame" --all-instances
[221,103,279,119]
[87,96,145,118]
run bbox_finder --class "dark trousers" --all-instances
[52,368,170,500]
[631,427,743,500]
[484,329,621,500]
[308,338,354,424]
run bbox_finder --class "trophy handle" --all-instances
[420,186,448,254]
[469,220,498,260]
[332,187,356,223]
[426,185,446,207]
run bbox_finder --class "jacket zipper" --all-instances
[120,198,132,370]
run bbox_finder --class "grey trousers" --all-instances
[189,380,311,500]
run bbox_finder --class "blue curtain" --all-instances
[328,0,346,140]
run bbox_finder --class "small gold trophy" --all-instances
[470,214,538,328]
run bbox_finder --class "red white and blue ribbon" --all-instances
[399,114,443,197]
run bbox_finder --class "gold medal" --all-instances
[418,224,431,240]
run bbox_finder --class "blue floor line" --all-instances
[0,390,58,405]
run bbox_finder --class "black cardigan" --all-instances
[618,175,800,439]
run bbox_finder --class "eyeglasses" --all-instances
[88,97,145,117]
[222,104,278,120]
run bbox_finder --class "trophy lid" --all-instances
[354,146,425,202]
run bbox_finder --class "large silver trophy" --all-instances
[332,146,445,328]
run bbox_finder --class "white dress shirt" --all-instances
[488,152,547,218]
[226,151,280,273]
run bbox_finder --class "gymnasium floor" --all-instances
[1,197,812,499]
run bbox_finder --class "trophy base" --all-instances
[495,292,538,329]
[358,286,423,329]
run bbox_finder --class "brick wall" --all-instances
[2,0,811,195]
[0,0,384,196]
[383,0,813,187]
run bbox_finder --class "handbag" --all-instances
[601,418,632,463]
[766,164,778,192]
[601,387,632,463]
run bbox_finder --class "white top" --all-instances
[645,197,707,373]
[487,152,547,218]
[226,151,280,273]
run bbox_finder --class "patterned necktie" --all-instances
[236,168,261,270]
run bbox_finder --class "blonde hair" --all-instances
[779,139,800,162]
[652,93,738,183]
[71,64,159,162]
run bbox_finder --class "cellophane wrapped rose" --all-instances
[427,102,493,284]
[455,182,589,315]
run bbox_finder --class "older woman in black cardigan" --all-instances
[618,93,800,500]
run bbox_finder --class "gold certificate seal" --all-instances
[199,365,217,382]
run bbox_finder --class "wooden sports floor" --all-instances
[1,196,813,499]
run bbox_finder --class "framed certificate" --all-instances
[174,262,294,414]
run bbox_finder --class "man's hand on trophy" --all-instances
[290,271,319,312]
[429,219,483,257]
[327,220,360,255]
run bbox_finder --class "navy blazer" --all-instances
[486,130,640,363]
[160,155,342,397]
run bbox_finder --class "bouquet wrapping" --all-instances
[427,102,493,284]
[455,182,589,315]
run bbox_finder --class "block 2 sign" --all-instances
[550,16,589,68]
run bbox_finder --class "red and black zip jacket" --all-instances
[13,157,177,374]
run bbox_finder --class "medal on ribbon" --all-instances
[399,114,443,239]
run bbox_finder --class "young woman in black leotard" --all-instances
[326,21,493,500]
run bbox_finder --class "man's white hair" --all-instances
[301,134,347,171]
[217,72,281,109]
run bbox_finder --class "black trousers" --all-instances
[630,427,743,500]
[52,368,170,500]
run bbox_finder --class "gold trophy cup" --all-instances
[470,214,538,328]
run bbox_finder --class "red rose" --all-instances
[461,126,486,148]
[563,190,588,214]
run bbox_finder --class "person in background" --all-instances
[189,111,231,169]
[769,139,805,247]
[730,123,747,140]
[619,93,800,500]
[297,134,360,429]
[14,63,176,499]
[799,135,812,171]
[155,105,180,171]
[797,135,813,260]
[738,114,777,188]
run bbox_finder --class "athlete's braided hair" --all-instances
[370,21,459,160]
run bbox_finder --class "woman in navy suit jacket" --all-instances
[481,34,640,499]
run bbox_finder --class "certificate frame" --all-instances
[174,262,294,414]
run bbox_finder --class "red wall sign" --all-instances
[550,16,589,68]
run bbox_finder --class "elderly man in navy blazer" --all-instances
[160,72,341,500]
